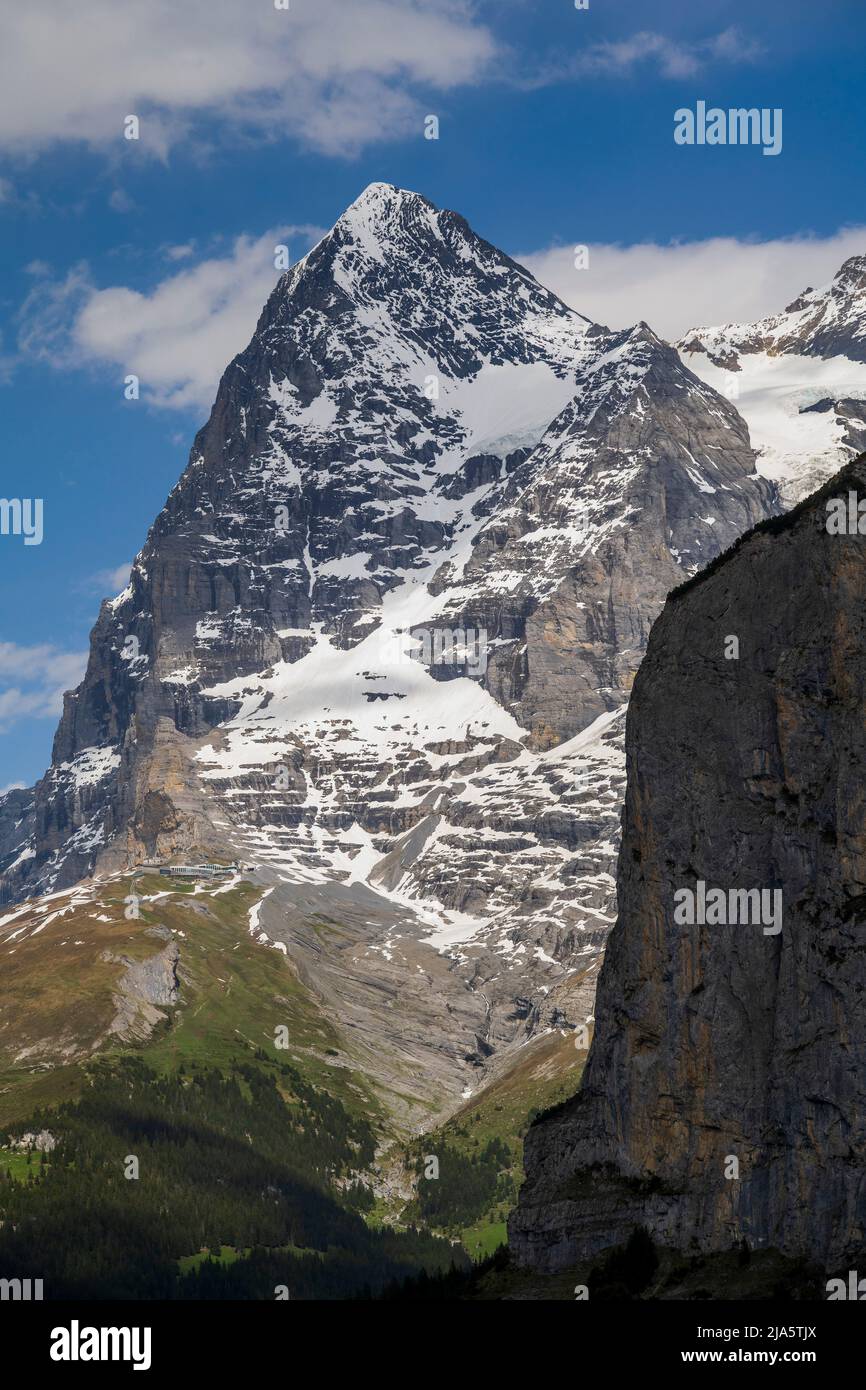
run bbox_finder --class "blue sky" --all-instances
[1,0,865,789]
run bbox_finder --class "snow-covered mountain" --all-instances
[0,185,788,1116]
[679,255,866,505]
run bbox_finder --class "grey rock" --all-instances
[103,940,181,1043]
[510,453,866,1273]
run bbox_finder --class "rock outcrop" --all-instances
[510,454,866,1274]
[440,322,775,740]
[104,932,181,1043]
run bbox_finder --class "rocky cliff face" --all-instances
[441,322,774,741]
[0,184,780,1115]
[510,453,866,1273]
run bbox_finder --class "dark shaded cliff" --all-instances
[510,453,866,1275]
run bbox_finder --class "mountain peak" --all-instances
[624,320,666,349]
[341,180,426,211]
[681,248,866,366]
[250,180,599,427]
[677,250,866,508]
[319,183,595,336]
[327,180,460,270]
[336,180,436,233]
[833,252,866,290]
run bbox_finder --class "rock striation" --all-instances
[510,454,866,1273]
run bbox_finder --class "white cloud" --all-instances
[0,643,88,733]
[570,27,762,81]
[0,0,497,158]
[17,220,866,415]
[520,228,866,341]
[0,176,40,213]
[18,226,324,413]
[108,188,135,213]
[520,26,764,89]
[0,781,26,795]
[86,564,132,596]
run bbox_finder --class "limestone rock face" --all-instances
[510,454,866,1273]
[441,324,775,741]
[0,788,34,882]
[105,937,181,1043]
